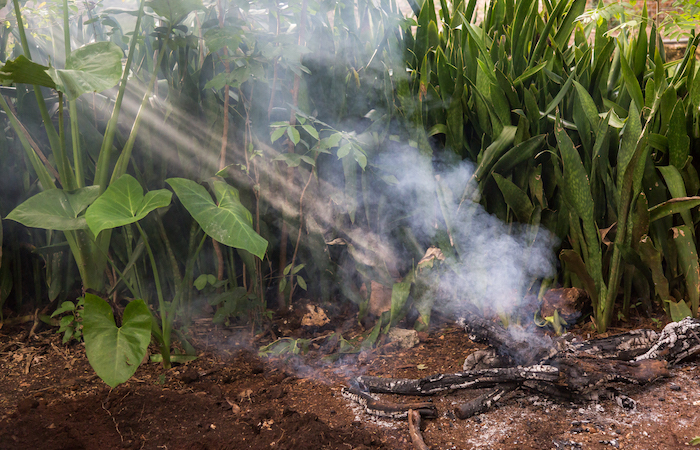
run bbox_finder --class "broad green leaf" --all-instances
[166,178,268,259]
[666,299,693,322]
[492,173,534,223]
[47,42,123,101]
[146,0,204,24]
[6,186,100,231]
[85,174,172,237]
[83,294,152,388]
[0,56,56,88]
[673,225,700,316]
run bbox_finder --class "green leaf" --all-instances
[47,42,124,101]
[287,126,300,145]
[0,55,56,88]
[619,51,644,112]
[302,124,319,140]
[389,281,411,326]
[638,235,670,303]
[166,178,268,260]
[542,73,574,118]
[85,174,172,237]
[270,126,286,143]
[145,0,204,24]
[51,301,76,317]
[648,196,700,223]
[6,186,101,231]
[673,225,700,316]
[492,173,534,223]
[667,101,689,169]
[658,165,694,231]
[296,276,307,291]
[83,294,152,388]
[573,80,599,130]
[666,299,693,322]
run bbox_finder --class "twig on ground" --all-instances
[407,409,430,450]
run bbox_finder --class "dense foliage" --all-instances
[0,0,699,385]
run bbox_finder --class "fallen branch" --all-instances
[340,386,437,419]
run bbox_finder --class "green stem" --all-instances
[12,0,74,190]
[93,0,146,191]
[135,222,170,369]
[110,28,169,184]
[0,94,55,189]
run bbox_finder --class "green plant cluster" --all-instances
[0,0,699,388]
[402,0,700,332]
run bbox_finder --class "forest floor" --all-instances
[0,305,699,450]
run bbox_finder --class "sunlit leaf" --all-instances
[6,186,100,231]
[47,42,124,101]
[166,178,268,260]
[85,174,172,236]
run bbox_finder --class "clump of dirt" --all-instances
[0,315,699,450]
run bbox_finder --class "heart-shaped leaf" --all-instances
[47,42,124,101]
[166,178,268,259]
[82,294,152,388]
[85,174,172,236]
[5,186,100,230]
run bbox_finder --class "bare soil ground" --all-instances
[0,312,699,450]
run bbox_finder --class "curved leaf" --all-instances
[5,186,100,230]
[166,178,268,259]
[83,294,152,388]
[47,42,124,101]
[85,174,172,236]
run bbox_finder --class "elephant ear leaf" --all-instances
[47,42,124,101]
[85,174,172,236]
[166,178,268,260]
[5,186,100,231]
[82,294,152,388]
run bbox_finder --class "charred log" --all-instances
[454,384,518,419]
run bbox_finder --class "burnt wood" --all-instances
[343,317,699,420]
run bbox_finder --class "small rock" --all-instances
[301,304,330,328]
[669,384,681,391]
[386,328,419,349]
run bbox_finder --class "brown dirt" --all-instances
[0,313,699,450]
